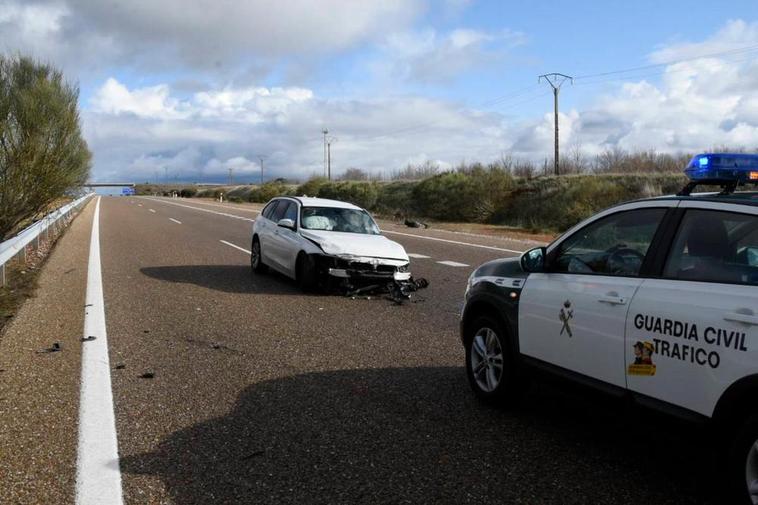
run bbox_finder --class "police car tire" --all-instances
[296,252,318,292]
[464,315,520,404]
[251,236,267,274]
[728,413,758,505]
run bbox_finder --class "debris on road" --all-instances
[81,336,96,342]
[344,277,430,304]
[139,371,155,379]
[404,219,429,229]
[36,341,62,353]
[113,363,126,370]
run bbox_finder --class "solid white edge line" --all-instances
[76,197,124,505]
[169,218,182,224]
[437,260,470,267]
[220,239,251,255]
[382,229,524,253]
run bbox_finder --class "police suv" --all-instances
[460,153,758,503]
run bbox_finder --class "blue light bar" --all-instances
[685,153,758,183]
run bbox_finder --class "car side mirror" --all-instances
[521,246,546,272]
[277,218,296,230]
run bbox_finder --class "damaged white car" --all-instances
[251,196,427,299]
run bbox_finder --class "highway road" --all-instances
[0,196,720,504]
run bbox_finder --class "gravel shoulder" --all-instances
[0,198,95,505]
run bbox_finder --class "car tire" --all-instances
[464,315,521,405]
[727,413,758,505]
[251,236,267,274]
[296,252,318,292]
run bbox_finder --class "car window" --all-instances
[282,201,298,223]
[262,201,279,220]
[300,207,380,234]
[663,209,758,286]
[552,208,666,276]
[270,200,291,222]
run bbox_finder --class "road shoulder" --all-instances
[0,198,95,504]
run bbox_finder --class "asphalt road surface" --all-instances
[0,196,722,505]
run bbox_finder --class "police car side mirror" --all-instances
[521,246,546,272]
[277,218,296,230]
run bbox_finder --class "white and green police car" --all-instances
[460,153,758,503]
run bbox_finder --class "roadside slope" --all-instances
[0,198,95,504]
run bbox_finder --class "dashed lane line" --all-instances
[408,253,431,258]
[143,198,524,253]
[220,239,251,255]
[436,260,470,267]
[149,209,156,213]
[142,197,255,222]
[76,197,123,505]
[169,218,182,224]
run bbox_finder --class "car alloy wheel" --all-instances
[469,327,504,393]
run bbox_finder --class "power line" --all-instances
[574,42,758,80]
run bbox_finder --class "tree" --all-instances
[340,167,368,181]
[0,55,91,240]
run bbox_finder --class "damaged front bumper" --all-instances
[314,254,427,302]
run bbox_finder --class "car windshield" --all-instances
[300,206,380,235]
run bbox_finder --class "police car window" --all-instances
[552,208,666,276]
[270,201,291,222]
[262,201,279,220]
[663,210,758,286]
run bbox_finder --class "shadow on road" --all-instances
[140,265,300,295]
[120,366,719,505]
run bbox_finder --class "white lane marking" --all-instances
[220,239,251,255]
[383,230,524,253]
[76,197,124,505]
[137,204,142,207]
[437,260,470,267]
[175,199,261,214]
[408,253,431,259]
[169,218,182,224]
[149,209,156,213]
[142,198,255,222]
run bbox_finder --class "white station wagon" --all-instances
[250,196,413,292]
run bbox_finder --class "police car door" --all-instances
[519,203,672,388]
[626,202,758,417]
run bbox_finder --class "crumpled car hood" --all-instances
[300,229,409,262]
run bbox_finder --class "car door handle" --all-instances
[724,311,758,326]
[597,295,627,305]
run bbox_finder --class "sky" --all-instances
[1,0,757,183]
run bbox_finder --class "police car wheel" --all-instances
[251,237,267,274]
[730,414,758,505]
[465,316,518,403]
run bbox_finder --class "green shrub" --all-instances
[316,181,379,209]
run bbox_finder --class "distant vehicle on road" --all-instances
[251,196,414,294]
[460,153,758,504]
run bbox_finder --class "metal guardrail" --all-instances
[0,193,95,286]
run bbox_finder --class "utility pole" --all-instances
[322,128,329,177]
[326,137,337,180]
[538,73,573,176]
[258,155,266,185]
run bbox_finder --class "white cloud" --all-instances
[374,27,526,83]
[0,0,424,78]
